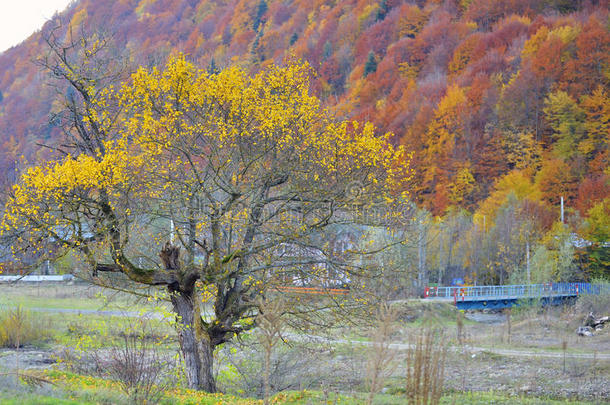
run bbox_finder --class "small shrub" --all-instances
[59,317,176,405]
[405,328,447,405]
[218,340,330,398]
[256,297,286,405]
[511,297,543,319]
[575,290,610,316]
[0,306,51,348]
[103,328,170,404]
[366,303,399,405]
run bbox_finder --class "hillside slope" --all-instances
[0,0,608,216]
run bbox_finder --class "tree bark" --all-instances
[170,288,217,392]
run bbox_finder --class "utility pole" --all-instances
[417,218,427,290]
[437,229,443,286]
[526,241,530,284]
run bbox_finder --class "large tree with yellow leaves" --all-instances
[2,34,410,391]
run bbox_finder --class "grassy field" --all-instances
[0,371,599,404]
[0,284,608,404]
[0,283,169,312]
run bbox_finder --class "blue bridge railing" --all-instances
[424,283,608,302]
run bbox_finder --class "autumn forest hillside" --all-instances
[0,0,608,282]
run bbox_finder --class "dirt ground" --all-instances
[442,347,609,401]
[1,286,608,402]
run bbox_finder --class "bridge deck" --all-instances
[424,283,607,309]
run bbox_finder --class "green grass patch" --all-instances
[42,370,308,404]
[21,310,177,350]
[0,285,170,313]
[0,395,92,405]
[35,371,594,405]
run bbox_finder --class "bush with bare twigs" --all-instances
[366,303,399,405]
[60,318,176,404]
[102,328,171,404]
[256,297,286,405]
[405,328,447,405]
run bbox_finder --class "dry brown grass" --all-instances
[365,303,399,405]
[0,306,51,348]
[456,311,464,345]
[405,328,447,405]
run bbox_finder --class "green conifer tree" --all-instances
[364,51,377,77]
[253,0,268,31]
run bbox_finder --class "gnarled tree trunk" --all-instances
[161,243,216,392]
[170,287,217,392]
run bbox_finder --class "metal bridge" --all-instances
[424,283,608,310]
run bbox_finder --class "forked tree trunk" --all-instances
[170,288,217,392]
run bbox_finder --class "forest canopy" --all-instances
[0,0,608,284]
